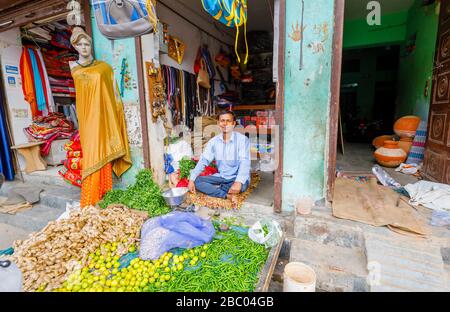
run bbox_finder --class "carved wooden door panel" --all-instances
[423,0,450,184]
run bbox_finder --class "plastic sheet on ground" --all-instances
[139,211,215,261]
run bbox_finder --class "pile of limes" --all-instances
[51,242,209,292]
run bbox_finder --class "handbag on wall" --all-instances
[196,59,212,116]
[92,0,155,39]
[197,59,211,89]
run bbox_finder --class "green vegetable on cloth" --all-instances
[99,170,170,217]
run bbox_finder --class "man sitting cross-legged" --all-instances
[188,110,250,208]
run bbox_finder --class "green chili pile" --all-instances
[99,169,170,217]
[147,221,269,292]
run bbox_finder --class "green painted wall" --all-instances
[282,0,335,210]
[396,0,439,121]
[90,14,145,188]
[344,11,408,49]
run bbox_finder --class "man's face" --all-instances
[218,113,236,134]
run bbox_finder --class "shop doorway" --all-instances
[142,0,283,210]
[0,1,92,187]
[331,0,440,190]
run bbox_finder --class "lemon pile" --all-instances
[51,242,208,292]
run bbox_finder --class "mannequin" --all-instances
[70,27,132,207]
[69,27,94,70]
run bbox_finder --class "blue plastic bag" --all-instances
[139,212,215,260]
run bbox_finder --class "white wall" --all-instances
[0,28,31,147]
[141,32,166,185]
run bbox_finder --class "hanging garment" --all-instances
[36,49,55,113]
[28,48,47,114]
[32,48,50,114]
[0,85,14,181]
[71,60,132,207]
[80,163,113,207]
[19,47,40,117]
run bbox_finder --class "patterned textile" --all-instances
[64,157,82,170]
[58,131,82,188]
[80,163,113,208]
[188,173,260,210]
[24,112,74,156]
[67,150,82,158]
[58,166,82,187]
[406,121,427,165]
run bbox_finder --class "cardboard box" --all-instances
[44,139,69,166]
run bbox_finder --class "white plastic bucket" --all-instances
[283,262,316,292]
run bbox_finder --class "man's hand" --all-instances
[228,182,242,194]
[188,180,196,194]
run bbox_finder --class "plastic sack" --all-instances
[372,165,401,188]
[118,251,139,269]
[405,180,450,212]
[167,140,193,172]
[57,201,81,221]
[248,219,282,248]
[0,260,22,292]
[395,163,421,175]
[139,211,215,260]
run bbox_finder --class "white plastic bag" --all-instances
[404,181,450,212]
[57,201,81,221]
[248,219,282,248]
[395,163,421,175]
[167,140,193,171]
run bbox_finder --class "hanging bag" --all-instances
[197,59,211,89]
[197,59,212,115]
[92,0,155,39]
[201,0,248,64]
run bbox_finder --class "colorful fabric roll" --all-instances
[406,121,427,165]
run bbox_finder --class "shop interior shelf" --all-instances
[233,104,275,111]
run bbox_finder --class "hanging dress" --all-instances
[71,60,132,207]
[19,47,39,117]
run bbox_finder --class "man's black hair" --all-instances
[216,110,236,121]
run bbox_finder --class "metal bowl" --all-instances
[162,187,189,207]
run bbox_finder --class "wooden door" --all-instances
[423,0,450,184]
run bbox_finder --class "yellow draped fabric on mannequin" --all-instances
[71,60,132,207]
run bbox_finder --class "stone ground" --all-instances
[336,142,420,185]
[1,157,449,292]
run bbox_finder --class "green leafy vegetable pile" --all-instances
[178,157,196,179]
[99,169,170,217]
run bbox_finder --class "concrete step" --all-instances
[1,181,80,210]
[290,238,369,292]
[21,166,80,191]
[40,186,80,209]
[0,223,33,249]
[294,213,365,249]
[364,233,449,292]
[0,204,65,233]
